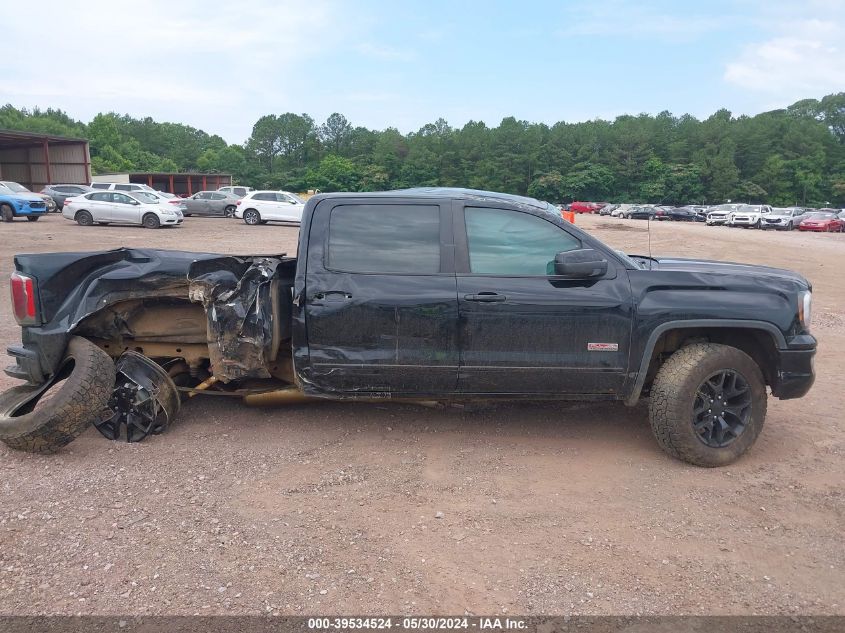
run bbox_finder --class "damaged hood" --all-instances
[650,257,811,289]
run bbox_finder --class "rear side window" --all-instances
[464,207,580,276]
[328,204,441,274]
[253,192,275,201]
[91,183,109,189]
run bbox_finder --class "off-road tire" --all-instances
[26,216,40,222]
[1,204,14,222]
[0,337,116,453]
[648,343,767,467]
[75,210,94,226]
[142,213,161,229]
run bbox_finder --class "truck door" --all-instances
[454,205,633,395]
[302,199,459,394]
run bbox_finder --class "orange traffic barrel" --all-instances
[562,210,576,223]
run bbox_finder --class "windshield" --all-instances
[737,204,763,213]
[1,181,29,193]
[806,213,835,220]
[772,208,794,215]
[132,192,159,204]
[711,204,738,212]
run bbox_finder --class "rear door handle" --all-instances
[463,292,506,303]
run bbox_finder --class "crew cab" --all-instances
[0,188,816,467]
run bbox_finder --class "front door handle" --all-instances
[464,292,506,303]
[311,291,352,302]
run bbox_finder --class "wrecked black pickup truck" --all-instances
[0,188,816,466]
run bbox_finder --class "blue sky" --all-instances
[3,0,843,143]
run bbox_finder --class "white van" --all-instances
[234,190,305,225]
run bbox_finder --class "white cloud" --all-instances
[0,0,357,142]
[724,18,845,98]
[558,0,724,39]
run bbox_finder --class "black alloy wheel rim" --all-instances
[692,370,752,448]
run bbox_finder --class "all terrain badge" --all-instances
[588,342,619,351]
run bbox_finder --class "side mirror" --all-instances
[131,200,140,206]
[554,249,608,279]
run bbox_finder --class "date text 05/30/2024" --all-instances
[307,617,527,630]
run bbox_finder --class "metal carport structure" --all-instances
[0,129,91,190]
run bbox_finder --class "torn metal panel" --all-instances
[188,256,291,382]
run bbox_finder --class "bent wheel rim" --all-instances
[692,369,752,448]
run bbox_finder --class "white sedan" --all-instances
[234,190,305,225]
[62,191,183,228]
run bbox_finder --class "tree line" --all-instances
[2,93,844,206]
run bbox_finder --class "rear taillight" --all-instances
[10,273,38,325]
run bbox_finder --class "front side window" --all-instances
[113,193,134,204]
[328,204,441,274]
[465,207,581,275]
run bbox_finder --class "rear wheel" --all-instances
[26,216,40,222]
[142,213,161,229]
[224,205,236,217]
[649,343,767,467]
[243,209,261,225]
[1,204,14,222]
[75,210,94,226]
[0,337,116,453]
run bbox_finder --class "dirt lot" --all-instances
[0,214,842,616]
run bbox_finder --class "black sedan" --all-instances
[665,206,705,221]
[623,206,660,220]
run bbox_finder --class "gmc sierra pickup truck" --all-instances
[0,188,816,466]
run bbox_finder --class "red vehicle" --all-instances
[570,201,603,214]
[797,212,844,232]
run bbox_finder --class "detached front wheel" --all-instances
[648,343,767,467]
[0,337,116,453]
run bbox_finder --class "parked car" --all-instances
[62,191,183,228]
[706,204,742,226]
[624,206,659,220]
[665,206,704,222]
[134,189,187,212]
[218,185,254,198]
[653,207,670,221]
[40,184,94,210]
[611,204,636,217]
[0,187,49,222]
[570,201,603,214]
[729,204,773,228]
[761,207,806,231]
[797,212,844,232]
[598,204,619,216]
[90,182,157,194]
[182,191,241,217]
[234,190,305,225]
[0,181,57,212]
[0,188,816,468]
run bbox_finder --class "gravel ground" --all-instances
[0,214,842,616]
